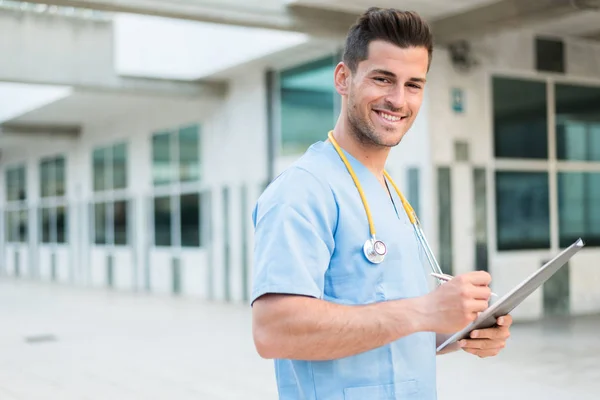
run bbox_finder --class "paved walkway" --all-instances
[0,279,598,399]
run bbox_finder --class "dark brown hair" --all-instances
[342,7,434,72]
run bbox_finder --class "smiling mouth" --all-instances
[373,110,407,123]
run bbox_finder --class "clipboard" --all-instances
[436,238,585,352]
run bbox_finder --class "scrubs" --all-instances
[252,140,437,400]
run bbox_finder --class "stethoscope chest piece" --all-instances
[364,237,387,264]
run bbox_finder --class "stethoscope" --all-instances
[327,131,446,279]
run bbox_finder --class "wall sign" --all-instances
[451,88,465,113]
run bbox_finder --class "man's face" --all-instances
[343,40,429,148]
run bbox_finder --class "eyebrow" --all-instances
[370,69,427,84]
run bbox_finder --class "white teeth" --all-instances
[378,111,401,122]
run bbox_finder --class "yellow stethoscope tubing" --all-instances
[327,131,445,277]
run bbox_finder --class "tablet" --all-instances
[436,238,585,352]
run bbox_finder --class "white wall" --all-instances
[428,29,600,320]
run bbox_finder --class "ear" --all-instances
[334,62,351,96]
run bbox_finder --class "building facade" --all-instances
[1,6,599,322]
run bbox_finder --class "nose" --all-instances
[385,86,407,111]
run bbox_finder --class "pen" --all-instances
[430,272,498,297]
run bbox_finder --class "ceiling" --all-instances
[286,0,500,19]
[0,89,215,154]
[6,90,212,127]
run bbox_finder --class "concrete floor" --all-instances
[0,279,598,400]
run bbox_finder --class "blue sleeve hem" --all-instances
[250,284,322,306]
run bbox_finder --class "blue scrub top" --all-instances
[252,141,437,400]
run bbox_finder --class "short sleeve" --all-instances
[251,167,337,305]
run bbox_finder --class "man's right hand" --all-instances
[419,271,492,334]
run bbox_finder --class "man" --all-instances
[251,7,512,400]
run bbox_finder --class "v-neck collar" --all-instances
[323,141,403,221]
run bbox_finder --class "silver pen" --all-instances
[430,272,498,297]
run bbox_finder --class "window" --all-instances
[473,168,488,272]
[493,77,547,159]
[39,156,67,244]
[535,37,565,74]
[496,172,550,251]
[492,76,600,251]
[152,125,201,186]
[407,168,420,220]
[556,83,600,162]
[558,172,600,247]
[4,165,28,243]
[6,165,26,202]
[151,125,205,248]
[180,193,200,247]
[437,167,452,275]
[92,143,129,246]
[280,56,337,155]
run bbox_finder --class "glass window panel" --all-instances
[280,56,337,155]
[180,193,200,247]
[55,157,65,197]
[5,211,13,242]
[17,166,26,201]
[556,83,600,161]
[56,206,67,244]
[474,168,488,272]
[437,168,453,275]
[93,148,106,192]
[223,187,231,301]
[6,168,16,202]
[558,172,600,247]
[178,125,200,182]
[591,123,600,161]
[41,207,51,243]
[590,174,600,240]
[496,172,550,250]
[493,77,548,159]
[12,211,20,242]
[113,143,127,190]
[10,211,19,242]
[114,200,128,245]
[40,160,51,198]
[18,210,28,242]
[557,121,586,161]
[407,168,420,220]
[154,196,171,246]
[94,202,107,245]
[6,168,17,201]
[7,167,26,202]
[152,132,172,186]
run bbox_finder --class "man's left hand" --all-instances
[459,315,512,358]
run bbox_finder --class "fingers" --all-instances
[467,299,489,313]
[471,285,492,300]
[462,271,492,286]
[497,315,513,327]
[459,337,506,351]
[469,326,510,341]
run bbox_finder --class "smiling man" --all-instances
[251,8,512,400]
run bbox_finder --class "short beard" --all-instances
[347,96,402,149]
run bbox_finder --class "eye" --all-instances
[407,83,422,90]
[374,77,391,84]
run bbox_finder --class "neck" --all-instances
[330,115,391,181]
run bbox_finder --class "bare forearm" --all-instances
[252,294,428,361]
